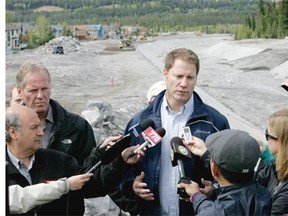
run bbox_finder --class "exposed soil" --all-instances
[5,33,288,140]
[5,33,288,216]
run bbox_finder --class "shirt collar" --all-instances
[46,104,54,124]
[163,93,194,115]
[7,147,35,169]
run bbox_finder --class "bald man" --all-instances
[6,105,144,215]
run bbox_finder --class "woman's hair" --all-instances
[164,48,200,74]
[268,108,288,181]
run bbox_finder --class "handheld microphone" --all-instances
[86,119,155,173]
[128,119,155,138]
[170,136,192,199]
[128,127,166,158]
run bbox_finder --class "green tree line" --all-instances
[6,0,257,30]
[6,0,288,42]
[236,0,288,39]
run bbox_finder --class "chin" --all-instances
[34,106,48,113]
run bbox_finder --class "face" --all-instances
[164,58,197,108]
[14,109,44,155]
[9,87,23,105]
[266,128,278,155]
[20,70,51,115]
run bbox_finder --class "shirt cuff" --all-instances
[58,177,69,194]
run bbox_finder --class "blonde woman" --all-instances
[255,108,288,215]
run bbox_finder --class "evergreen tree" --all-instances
[35,16,54,45]
[281,0,288,36]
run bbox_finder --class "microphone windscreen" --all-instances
[100,135,131,164]
[139,119,155,130]
[156,127,166,137]
[170,136,183,146]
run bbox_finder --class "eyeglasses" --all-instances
[265,129,278,141]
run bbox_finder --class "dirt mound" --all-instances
[37,36,84,54]
[34,6,64,12]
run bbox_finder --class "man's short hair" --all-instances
[164,48,200,74]
[16,62,51,89]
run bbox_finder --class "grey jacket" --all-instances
[192,183,271,215]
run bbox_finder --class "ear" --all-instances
[210,160,219,178]
[163,68,168,80]
[17,87,22,97]
[8,126,18,139]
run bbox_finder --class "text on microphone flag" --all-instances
[142,126,162,147]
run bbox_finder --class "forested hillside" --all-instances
[6,0,258,32]
[6,0,288,39]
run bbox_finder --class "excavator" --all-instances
[118,27,132,49]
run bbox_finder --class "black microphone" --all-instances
[170,136,192,199]
[127,119,155,138]
[128,127,166,159]
[86,119,155,173]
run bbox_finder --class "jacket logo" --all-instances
[43,179,57,183]
[194,129,211,135]
[61,139,72,144]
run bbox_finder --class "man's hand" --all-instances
[100,135,122,149]
[184,136,207,157]
[121,145,145,164]
[177,180,200,199]
[198,178,214,198]
[133,172,154,201]
[67,173,94,190]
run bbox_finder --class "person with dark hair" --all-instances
[114,48,230,215]
[6,105,145,215]
[178,129,271,215]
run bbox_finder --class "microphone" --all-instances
[128,127,166,158]
[127,119,155,138]
[170,136,192,199]
[86,119,155,173]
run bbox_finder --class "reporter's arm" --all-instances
[9,179,69,214]
[9,173,93,214]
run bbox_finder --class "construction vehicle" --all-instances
[118,26,133,49]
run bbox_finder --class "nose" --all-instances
[36,90,44,98]
[180,78,188,87]
[37,126,44,136]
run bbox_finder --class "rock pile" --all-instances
[81,100,125,145]
[37,36,84,54]
[81,97,148,145]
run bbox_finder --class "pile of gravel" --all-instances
[36,36,84,54]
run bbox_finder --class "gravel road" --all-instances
[5,33,288,216]
[6,33,288,141]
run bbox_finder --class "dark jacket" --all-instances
[48,99,96,167]
[7,148,128,216]
[255,162,288,215]
[117,90,230,215]
[192,183,271,215]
